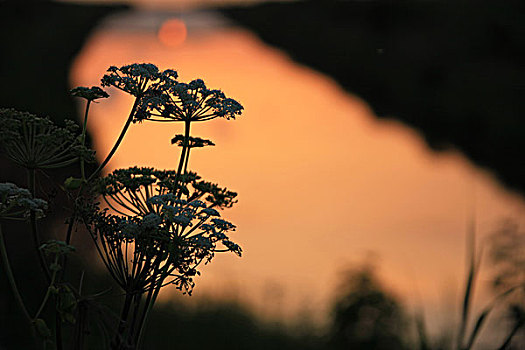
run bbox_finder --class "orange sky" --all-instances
[70,10,525,332]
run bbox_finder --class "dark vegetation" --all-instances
[329,264,408,350]
[0,2,394,348]
[489,221,525,348]
[222,0,525,194]
[138,264,410,350]
[0,1,523,349]
[0,2,123,348]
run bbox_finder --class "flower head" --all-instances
[0,182,48,219]
[70,86,109,101]
[171,135,215,148]
[86,166,241,295]
[135,77,243,123]
[101,63,164,97]
[0,109,94,170]
[39,240,75,257]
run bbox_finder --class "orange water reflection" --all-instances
[71,14,525,326]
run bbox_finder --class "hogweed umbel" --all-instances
[0,109,94,170]
[0,62,244,349]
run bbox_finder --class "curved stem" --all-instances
[497,318,524,350]
[0,223,32,324]
[28,169,51,283]
[88,97,140,182]
[80,100,91,181]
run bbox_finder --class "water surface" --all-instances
[71,10,525,328]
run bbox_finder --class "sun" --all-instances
[158,18,187,48]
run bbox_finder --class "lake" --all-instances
[70,9,525,337]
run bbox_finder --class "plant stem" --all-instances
[80,100,91,181]
[28,169,51,283]
[113,291,134,349]
[33,255,59,321]
[54,208,77,350]
[135,283,163,348]
[128,294,143,345]
[497,318,524,350]
[55,307,63,350]
[0,223,32,324]
[173,120,191,196]
[183,145,191,176]
[134,285,155,347]
[457,217,478,350]
[88,97,140,182]
[59,216,76,282]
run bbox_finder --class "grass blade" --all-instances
[457,217,478,350]
[497,319,524,350]
[416,312,431,350]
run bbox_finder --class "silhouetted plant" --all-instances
[0,63,243,349]
[489,220,525,348]
[329,263,408,350]
[416,221,525,350]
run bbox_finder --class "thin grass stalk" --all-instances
[415,312,430,350]
[457,217,478,350]
[497,318,524,350]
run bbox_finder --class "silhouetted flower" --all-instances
[70,86,109,101]
[135,78,243,122]
[0,109,94,170]
[85,166,241,294]
[101,63,163,97]
[171,134,215,148]
[39,240,75,257]
[191,180,238,209]
[0,182,47,219]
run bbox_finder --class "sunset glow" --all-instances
[70,11,525,328]
[158,18,187,47]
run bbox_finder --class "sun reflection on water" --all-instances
[158,18,187,47]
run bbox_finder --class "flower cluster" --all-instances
[39,240,76,257]
[98,63,243,123]
[171,135,215,148]
[85,167,240,294]
[0,62,244,348]
[70,86,109,101]
[0,182,47,219]
[0,109,94,170]
[137,77,243,122]
[101,63,164,97]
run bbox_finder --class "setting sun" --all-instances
[158,18,187,47]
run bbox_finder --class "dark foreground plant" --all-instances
[0,63,243,349]
[415,219,525,350]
